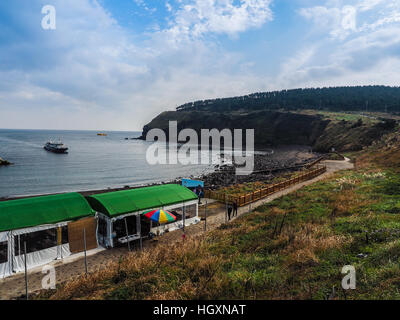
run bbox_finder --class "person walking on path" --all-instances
[233,201,238,217]
[227,203,233,221]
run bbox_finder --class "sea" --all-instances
[0,129,218,198]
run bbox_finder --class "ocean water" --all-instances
[0,129,216,198]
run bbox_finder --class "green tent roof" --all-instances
[86,184,198,217]
[0,193,95,232]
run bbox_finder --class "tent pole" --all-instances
[10,231,14,274]
[109,219,113,248]
[59,226,63,260]
[182,204,186,232]
[138,214,142,251]
[24,241,28,300]
[7,232,11,276]
[124,217,131,252]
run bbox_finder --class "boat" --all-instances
[44,141,68,154]
[97,133,107,136]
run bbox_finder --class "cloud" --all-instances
[0,0,274,130]
[276,47,317,87]
[133,0,157,13]
[278,0,400,88]
[1,0,399,131]
[358,0,384,12]
[299,0,400,39]
[299,5,356,40]
[162,0,273,41]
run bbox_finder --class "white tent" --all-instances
[87,184,200,248]
[0,193,96,279]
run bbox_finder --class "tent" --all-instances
[0,193,95,278]
[86,184,199,248]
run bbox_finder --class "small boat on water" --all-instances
[97,133,107,136]
[44,141,68,154]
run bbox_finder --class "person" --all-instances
[233,201,238,217]
[227,203,233,221]
[196,185,203,204]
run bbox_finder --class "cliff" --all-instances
[140,110,397,151]
[141,110,330,147]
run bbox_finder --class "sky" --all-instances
[0,0,399,131]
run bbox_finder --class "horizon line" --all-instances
[0,128,142,132]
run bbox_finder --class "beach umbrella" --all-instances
[142,209,176,224]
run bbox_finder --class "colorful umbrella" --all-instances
[143,209,177,224]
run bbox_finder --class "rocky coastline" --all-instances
[0,146,320,202]
[0,157,11,166]
[198,147,321,190]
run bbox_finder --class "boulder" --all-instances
[0,157,11,166]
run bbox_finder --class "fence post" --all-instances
[248,194,252,213]
[24,241,28,300]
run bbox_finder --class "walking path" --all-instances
[0,158,353,300]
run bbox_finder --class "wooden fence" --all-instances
[204,165,327,207]
[304,156,325,169]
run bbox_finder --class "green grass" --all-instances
[298,109,381,124]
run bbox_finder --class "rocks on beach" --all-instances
[0,157,11,166]
[199,150,321,190]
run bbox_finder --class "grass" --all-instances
[298,110,381,124]
[37,133,400,300]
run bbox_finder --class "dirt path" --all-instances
[0,158,353,300]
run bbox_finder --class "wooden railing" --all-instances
[304,156,325,169]
[204,165,327,207]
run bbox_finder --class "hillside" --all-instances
[140,109,397,152]
[142,110,330,147]
[139,86,400,152]
[176,86,400,113]
[38,129,400,300]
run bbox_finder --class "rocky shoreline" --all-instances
[0,157,11,166]
[198,148,321,190]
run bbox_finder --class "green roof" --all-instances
[0,193,95,232]
[86,184,198,217]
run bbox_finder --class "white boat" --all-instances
[44,140,68,153]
